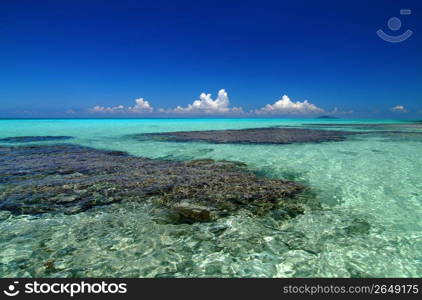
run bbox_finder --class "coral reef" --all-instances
[134,127,359,145]
[0,144,305,223]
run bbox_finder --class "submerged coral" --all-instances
[0,144,305,223]
[0,136,73,143]
[134,127,359,145]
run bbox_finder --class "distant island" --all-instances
[317,115,339,119]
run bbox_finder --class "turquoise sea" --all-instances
[0,118,421,277]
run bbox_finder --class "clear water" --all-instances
[0,118,421,277]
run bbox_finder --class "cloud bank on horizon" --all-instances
[87,89,412,116]
[88,89,332,116]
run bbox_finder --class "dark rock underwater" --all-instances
[0,144,306,223]
[0,136,73,143]
[133,123,422,145]
[132,127,359,144]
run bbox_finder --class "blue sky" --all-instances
[0,0,421,118]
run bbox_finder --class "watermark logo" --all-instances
[376,9,413,43]
[2,281,127,297]
[3,281,20,297]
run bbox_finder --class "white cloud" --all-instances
[255,94,324,115]
[128,98,153,112]
[170,89,243,114]
[90,105,126,113]
[391,105,408,113]
[89,98,153,113]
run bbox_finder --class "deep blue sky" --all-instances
[0,0,421,118]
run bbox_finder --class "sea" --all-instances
[0,118,421,277]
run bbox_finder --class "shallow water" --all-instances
[0,118,421,277]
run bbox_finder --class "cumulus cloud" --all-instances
[170,89,243,114]
[128,98,153,112]
[256,94,324,115]
[391,105,408,113]
[89,98,153,113]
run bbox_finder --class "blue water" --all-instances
[0,118,421,277]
